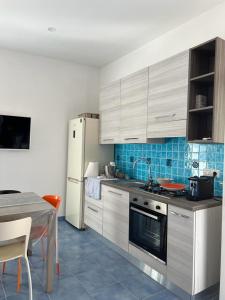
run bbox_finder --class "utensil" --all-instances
[161,183,185,191]
[157,178,172,185]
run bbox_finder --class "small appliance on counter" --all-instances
[186,176,214,201]
[105,162,116,178]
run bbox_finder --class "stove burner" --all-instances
[139,184,186,197]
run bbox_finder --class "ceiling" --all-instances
[0,0,224,66]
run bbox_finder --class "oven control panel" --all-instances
[130,193,167,215]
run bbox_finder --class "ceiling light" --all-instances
[48,27,56,32]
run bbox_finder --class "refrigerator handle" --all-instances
[68,177,80,183]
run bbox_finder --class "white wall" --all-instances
[100,1,225,86]
[0,49,99,215]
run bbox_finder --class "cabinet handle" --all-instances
[87,206,98,213]
[108,190,122,197]
[155,113,176,120]
[181,214,189,219]
[131,207,158,220]
[170,211,190,219]
[124,138,139,141]
[102,138,114,141]
[68,177,79,184]
[169,210,179,216]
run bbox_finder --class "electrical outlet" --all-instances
[203,168,220,177]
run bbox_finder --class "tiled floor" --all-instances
[0,221,191,299]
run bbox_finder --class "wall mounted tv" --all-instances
[0,115,31,149]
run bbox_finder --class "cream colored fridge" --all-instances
[65,117,113,229]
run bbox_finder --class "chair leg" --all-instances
[2,262,6,274]
[25,257,33,300]
[17,258,22,293]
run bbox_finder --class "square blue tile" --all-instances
[120,272,164,299]
[93,283,137,300]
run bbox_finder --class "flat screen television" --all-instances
[0,115,31,149]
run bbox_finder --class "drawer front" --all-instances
[167,205,194,294]
[102,185,129,202]
[147,119,186,138]
[84,202,103,235]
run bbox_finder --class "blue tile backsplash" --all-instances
[115,138,224,197]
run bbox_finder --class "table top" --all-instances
[0,192,55,218]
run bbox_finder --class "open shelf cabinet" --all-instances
[187,37,225,143]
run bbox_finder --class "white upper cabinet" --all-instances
[99,81,121,144]
[120,68,149,143]
[147,51,189,138]
[99,51,190,144]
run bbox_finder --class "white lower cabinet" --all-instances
[85,185,221,297]
[84,197,103,235]
[102,185,129,252]
[167,205,222,295]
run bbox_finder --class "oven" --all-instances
[129,194,167,263]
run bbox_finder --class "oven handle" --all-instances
[130,207,158,220]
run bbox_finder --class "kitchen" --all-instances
[66,37,224,300]
[1,1,225,300]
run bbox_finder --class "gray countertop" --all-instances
[101,180,222,211]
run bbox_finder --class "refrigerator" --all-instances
[65,117,114,229]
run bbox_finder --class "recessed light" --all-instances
[48,27,56,32]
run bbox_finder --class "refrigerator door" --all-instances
[67,118,85,181]
[65,178,84,229]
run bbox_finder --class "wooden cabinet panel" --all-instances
[99,81,120,144]
[148,119,186,138]
[148,51,189,138]
[100,107,121,143]
[84,200,103,235]
[102,185,129,251]
[167,205,194,294]
[120,68,148,143]
[99,81,120,111]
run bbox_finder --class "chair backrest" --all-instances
[42,195,61,210]
[0,217,32,255]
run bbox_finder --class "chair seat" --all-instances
[0,242,25,262]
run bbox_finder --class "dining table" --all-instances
[0,192,56,293]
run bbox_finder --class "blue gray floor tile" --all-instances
[0,220,181,299]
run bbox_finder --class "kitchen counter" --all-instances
[101,180,222,211]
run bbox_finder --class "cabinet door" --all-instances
[120,68,148,143]
[167,205,194,294]
[102,185,129,251]
[148,51,189,138]
[99,81,120,144]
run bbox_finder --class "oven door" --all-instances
[129,204,167,263]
